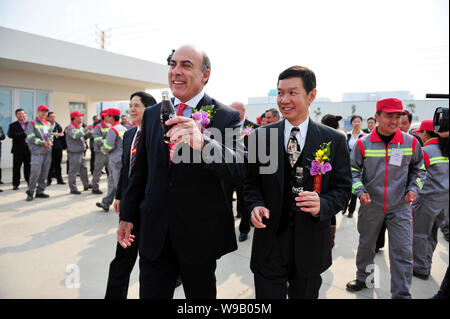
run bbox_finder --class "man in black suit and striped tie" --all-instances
[105,91,156,299]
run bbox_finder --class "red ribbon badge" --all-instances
[313,174,322,194]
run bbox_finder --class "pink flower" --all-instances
[321,162,332,174]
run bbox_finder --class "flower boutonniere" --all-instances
[191,105,215,135]
[308,141,332,194]
[242,125,254,137]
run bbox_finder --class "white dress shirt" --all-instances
[284,117,309,152]
[173,90,205,118]
[129,126,141,175]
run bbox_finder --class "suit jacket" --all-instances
[7,121,30,154]
[51,122,66,150]
[115,126,137,204]
[121,94,246,264]
[244,119,352,277]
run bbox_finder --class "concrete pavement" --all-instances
[0,166,448,299]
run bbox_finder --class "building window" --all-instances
[19,90,34,118]
[69,102,86,122]
[0,88,12,132]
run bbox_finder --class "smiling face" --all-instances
[129,95,146,124]
[399,114,411,133]
[168,45,210,103]
[277,77,316,126]
[375,111,402,136]
[367,119,376,130]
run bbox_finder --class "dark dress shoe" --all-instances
[347,212,354,218]
[47,180,52,186]
[413,271,429,280]
[35,193,50,198]
[96,202,109,212]
[0,189,3,192]
[13,186,19,190]
[239,233,248,242]
[26,192,34,201]
[71,190,82,195]
[92,189,103,194]
[0,181,4,184]
[57,180,66,185]
[346,280,368,292]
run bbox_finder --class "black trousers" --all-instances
[254,227,322,299]
[344,194,358,214]
[48,148,63,182]
[139,233,217,299]
[90,148,95,174]
[224,181,251,234]
[105,223,139,299]
[376,221,387,249]
[12,151,31,187]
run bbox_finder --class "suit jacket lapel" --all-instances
[124,127,137,168]
[300,119,322,188]
[275,120,285,194]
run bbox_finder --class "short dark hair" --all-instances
[401,110,412,123]
[47,111,54,117]
[265,108,279,118]
[261,113,266,119]
[114,116,120,122]
[278,66,316,93]
[350,115,363,123]
[130,91,157,107]
[367,117,376,123]
[321,114,342,129]
[121,115,128,119]
[15,108,25,114]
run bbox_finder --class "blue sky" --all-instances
[1,0,448,104]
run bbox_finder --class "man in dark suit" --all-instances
[7,108,31,190]
[118,45,246,299]
[105,91,156,299]
[244,66,352,299]
[47,111,66,185]
[224,101,259,242]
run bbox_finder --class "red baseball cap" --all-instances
[105,108,121,117]
[376,98,407,114]
[100,110,107,116]
[70,110,84,118]
[413,119,434,133]
[37,105,49,112]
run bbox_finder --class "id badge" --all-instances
[389,148,403,166]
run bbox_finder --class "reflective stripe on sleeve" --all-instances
[352,182,364,194]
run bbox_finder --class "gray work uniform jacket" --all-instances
[26,118,54,155]
[101,122,126,165]
[351,128,426,213]
[93,121,110,153]
[66,122,92,153]
[421,137,449,202]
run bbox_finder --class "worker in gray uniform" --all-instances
[66,110,93,194]
[25,105,54,201]
[346,98,426,299]
[411,119,449,280]
[91,109,113,194]
[96,108,125,212]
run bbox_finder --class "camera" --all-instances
[433,107,449,132]
[426,94,449,133]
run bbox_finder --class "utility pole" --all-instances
[95,25,111,50]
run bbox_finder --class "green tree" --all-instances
[406,103,416,114]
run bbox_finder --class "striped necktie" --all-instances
[130,130,141,173]
[287,127,301,167]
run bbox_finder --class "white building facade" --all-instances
[0,27,169,168]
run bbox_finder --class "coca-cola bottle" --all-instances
[292,167,304,212]
[160,91,176,143]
